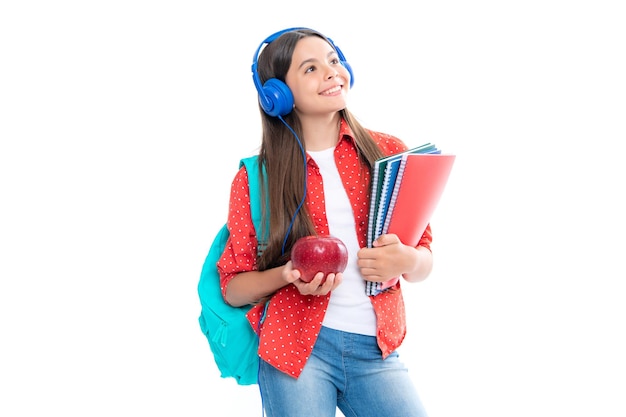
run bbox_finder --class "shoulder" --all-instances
[228,162,252,201]
[232,162,250,185]
[366,129,409,156]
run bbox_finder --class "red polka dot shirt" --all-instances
[217,119,433,379]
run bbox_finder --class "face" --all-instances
[284,36,351,116]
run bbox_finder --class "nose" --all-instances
[325,65,339,80]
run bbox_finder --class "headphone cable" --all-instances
[278,115,307,256]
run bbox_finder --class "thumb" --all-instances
[373,233,400,247]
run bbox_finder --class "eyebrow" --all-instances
[297,50,337,70]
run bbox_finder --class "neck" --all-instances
[300,113,342,151]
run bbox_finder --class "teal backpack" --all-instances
[197,155,268,386]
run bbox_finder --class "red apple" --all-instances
[291,235,349,283]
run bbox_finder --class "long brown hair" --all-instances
[254,29,385,270]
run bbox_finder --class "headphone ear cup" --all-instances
[260,78,294,117]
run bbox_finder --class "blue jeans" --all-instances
[259,326,428,417]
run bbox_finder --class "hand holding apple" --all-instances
[291,235,349,283]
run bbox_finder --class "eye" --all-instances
[330,57,340,65]
[305,65,316,74]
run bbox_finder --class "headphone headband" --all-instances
[251,27,354,117]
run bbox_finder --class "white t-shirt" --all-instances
[307,147,377,336]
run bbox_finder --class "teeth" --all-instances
[322,86,341,95]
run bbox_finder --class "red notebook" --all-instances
[385,153,456,246]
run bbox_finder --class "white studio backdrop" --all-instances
[1,1,625,416]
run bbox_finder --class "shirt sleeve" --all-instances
[417,224,433,251]
[216,165,260,298]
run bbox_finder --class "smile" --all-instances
[320,85,342,96]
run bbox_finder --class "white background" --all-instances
[1,1,625,416]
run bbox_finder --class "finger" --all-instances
[373,233,400,247]
[329,273,343,291]
[318,273,336,292]
[298,272,325,294]
[361,270,384,282]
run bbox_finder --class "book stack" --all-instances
[365,143,456,296]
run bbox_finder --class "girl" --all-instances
[217,27,433,417]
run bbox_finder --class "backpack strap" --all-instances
[239,155,269,252]
[240,155,271,326]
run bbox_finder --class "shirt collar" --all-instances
[305,118,356,163]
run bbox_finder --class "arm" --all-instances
[224,266,286,307]
[217,164,280,307]
[225,261,344,307]
[226,263,346,307]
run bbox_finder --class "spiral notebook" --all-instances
[366,143,440,248]
[366,145,455,296]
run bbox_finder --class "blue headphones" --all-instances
[251,27,354,117]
